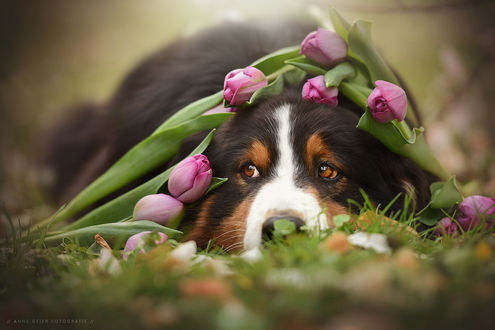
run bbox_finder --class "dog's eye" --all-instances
[318,164,339,180]
[242,163,260,178]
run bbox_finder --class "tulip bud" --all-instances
[168,154,213,203]
[435,217,458,236]
[223,66,268,106]
[133,194,183,224]
[367,80,407,123]
[457,195,495,231]
[299,28,347,67]
[302,75,338,106]
[123,231,167,260]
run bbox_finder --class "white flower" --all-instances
[348,232,391,254]
[170,241,197,263]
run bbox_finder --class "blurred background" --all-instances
[1,0,494,228]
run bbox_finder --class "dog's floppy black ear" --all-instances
[39,102,111,204]
[381,154,435,215]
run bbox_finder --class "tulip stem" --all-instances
[395,119,413,140]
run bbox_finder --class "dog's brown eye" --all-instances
[318,164,338,180]
[243,163,260,178]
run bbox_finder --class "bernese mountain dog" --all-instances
[42,21,434,252]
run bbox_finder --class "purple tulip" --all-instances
[457,195,495,231]
[299,28,347,67]
[203,104,239,115]
[123,231,168,260]
[223,66,268,106]
[367,80,407,123]
[302,75,339,106]
[435,217,458,236]
[133,194,183,224]
[168,154,213,203]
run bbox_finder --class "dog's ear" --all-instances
[380,154,435,215]
[39,103,111,204]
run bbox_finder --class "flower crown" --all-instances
[31,8,495,246]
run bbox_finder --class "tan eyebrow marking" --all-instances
[305,133,342,172]
[240,140,270,173]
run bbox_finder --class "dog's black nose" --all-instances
[262,215,305,241]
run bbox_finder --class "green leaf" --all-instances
[347,19,419,126]
[429,176,463,209]
[339,81,370,110]
[204,177,228,195]
[41,220,181,248]
[273,219,296,237]
[357,110,415,154]
[247,75,284,105]
[251,45,301,76]
[63,130,216,231]
[154,91,224,133]
[284,56,327,76]
[325,62,356,87]
[417,176,463,226]
[348,20,399,85]
[329,6,351,42]
[333,214,351,228]
[416,207,445,226]
[50,114,233,228]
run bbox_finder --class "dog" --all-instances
[42,21,434,251]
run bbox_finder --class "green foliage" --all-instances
[284,56,327,75]
[36,113,233,232]
[324,62,356,87]
[63,130,217,231]
[417,176,464,226]
[40,220,181,248]
[3,202,495,329]
[251,46,300,75]
[247,74,285,105]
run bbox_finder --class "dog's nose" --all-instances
[262,215,305,240]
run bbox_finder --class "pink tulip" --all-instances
[457,195,495,231]
[133,194,183,224]
[223,66,268,106]
[367,80,407,123]
[302,75,338,106]
[435,217,458,236]
[299,28,347,67]
[168,154,213,203]
[203,104,239,115]
[123,231,168,260]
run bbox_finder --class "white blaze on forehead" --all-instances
[243,104,328,250]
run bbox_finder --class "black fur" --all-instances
[43,21,433,242]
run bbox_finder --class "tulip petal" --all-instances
[299,31,317,55]
[375,80,407,121]
[177,169,213,203]
[302,76,339,106]
[457,195,495,231]
[168,158,200,197]
[315,28,347,65]
[133,194,184,224]
[123,231,168,260]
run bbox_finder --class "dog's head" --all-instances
[182,89,432,251]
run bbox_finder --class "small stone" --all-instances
[322,231,351,254]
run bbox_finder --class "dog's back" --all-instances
[42,21,313,204]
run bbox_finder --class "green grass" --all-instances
[1,202,495,330]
